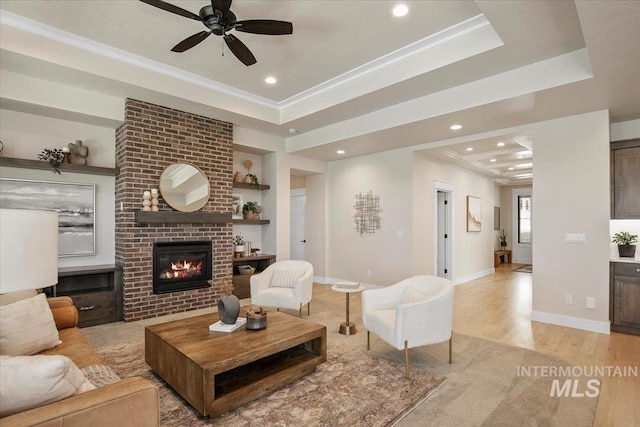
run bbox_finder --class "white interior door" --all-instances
[290,189,306,260]
[434,181,454,279]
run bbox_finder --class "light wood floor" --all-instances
[315,264,639,426]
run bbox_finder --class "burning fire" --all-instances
[160,259,203,280]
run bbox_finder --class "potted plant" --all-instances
[244,173,259,185]
[37,148,64,174]
[233,235,245,257]
[612,231,638,258]
[242,201,257,220]
[499,229,508,248]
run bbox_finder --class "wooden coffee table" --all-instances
[145,311,326,417]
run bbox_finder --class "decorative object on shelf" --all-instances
[254,204,263,220]
[233,235,245,258]
[251,248,260,256]
[150,188,159,211]
[245,173,259,185]
[244,304,267,330]
[244,241,252,256]
[499,229,508,247]
[68,140,89,165]
[37,148,65,174]
[237,265,256,275]
[234,172,243,183]
[232,193,243,219]
[142,191,152,211]
[61,146,71,163]
[354,191,382,236]
[0,140,3,155]
[218,283,241,324]
[243,201,258,219]
[612,231,638,258]
[0,178,96,256]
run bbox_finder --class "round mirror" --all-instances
[159,164,210,212]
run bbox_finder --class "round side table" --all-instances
[331,283,364,335]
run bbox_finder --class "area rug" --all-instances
[513,264,532,273]
[96,340,447,426]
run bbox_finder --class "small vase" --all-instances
[234,172,243,182]
[244,175,252,183]
[500,242,507,247]
[218,293,240,324]
[243,211,255,220]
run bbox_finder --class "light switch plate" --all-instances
[565,233,586,244]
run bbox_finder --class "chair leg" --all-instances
[404,340,409,379]
[367,331,370,350]
[307,302,310,316]
[277,308,280,312]
[449,335,453,364]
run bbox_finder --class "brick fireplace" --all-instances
[115,99,233,321]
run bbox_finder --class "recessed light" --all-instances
[450,124,462,130]
[392,4,409,17]
[490,159,497,162]
[497,142,505,147]
[265,76,277,84]
[508,167,514,171]
[517,155,524,159]
[465,147,473,152]
[336,150,345,154]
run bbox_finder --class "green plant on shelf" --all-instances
[612,231,637,245]
[233,235,245,246]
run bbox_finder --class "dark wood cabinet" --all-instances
[232,255,275,299]
[54,265,123,327]
[610,262,640,336]
[611,139,640,219]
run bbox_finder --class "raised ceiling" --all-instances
[1,1,639,182]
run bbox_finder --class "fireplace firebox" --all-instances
[153,241,212,294]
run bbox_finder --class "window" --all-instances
[518,195,531,244]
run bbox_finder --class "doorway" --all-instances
[434,181,454,279]
[290,188,306,260]
[511,188,532,264]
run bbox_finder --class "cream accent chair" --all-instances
[250,260,314,317]
[362,275,454,378]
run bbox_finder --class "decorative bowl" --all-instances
[246,314,267,330]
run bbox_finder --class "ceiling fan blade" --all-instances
[235,20,293,35]
[212,0,232,15]
[171,31,211,53]
[224,34,257,66]
[139,0,201,21]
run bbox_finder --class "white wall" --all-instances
[413,153,496,283]
[0,109,116,267]
[531,110,610,333]
[327,148,413,285]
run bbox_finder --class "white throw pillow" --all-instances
[270,270,304,288]
[0,293,61,356]
[401,285,428,304]
[0,354,96,417]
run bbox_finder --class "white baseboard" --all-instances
[531,310,610,335]
[453,268,495,286]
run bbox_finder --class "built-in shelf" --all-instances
[233,219,270,225]
[233,182,270,190]
[135,211,231,224]
[0,156,119,176]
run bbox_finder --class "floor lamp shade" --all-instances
[0,209,59,293]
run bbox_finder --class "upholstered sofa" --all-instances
[0,295,159,427]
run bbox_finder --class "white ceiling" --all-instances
[1,1,639,185]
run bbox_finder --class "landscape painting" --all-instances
[0,178,95,257]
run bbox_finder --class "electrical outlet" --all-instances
[586,297,596,309]
[367,270,372,277]
[565,294,573,304]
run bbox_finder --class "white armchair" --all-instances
[250,260,314,317]
[362,275,453,378]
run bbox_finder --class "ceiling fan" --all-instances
[139,0,293,66]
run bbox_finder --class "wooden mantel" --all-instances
[134,211,231,224]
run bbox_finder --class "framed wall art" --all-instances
[466,195,482,232]
[0,178,96,257]
[231,193,243,219]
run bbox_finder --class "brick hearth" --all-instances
[115,99,233,321]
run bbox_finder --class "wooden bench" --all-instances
[494,250,512,267]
